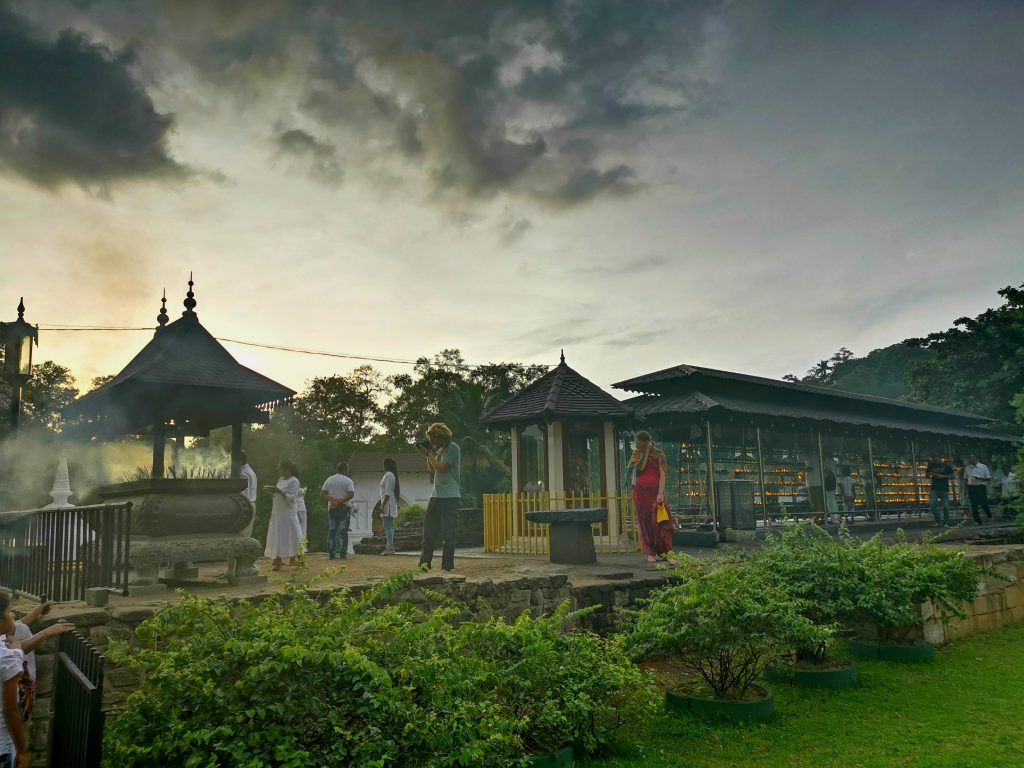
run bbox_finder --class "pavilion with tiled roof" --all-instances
[66,277,295,477]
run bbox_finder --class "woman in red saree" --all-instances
[629,431,676,564]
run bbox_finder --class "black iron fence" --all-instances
[0,503,132,602]
[51,630,105,768]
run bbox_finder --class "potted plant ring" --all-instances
[624,558,831,720]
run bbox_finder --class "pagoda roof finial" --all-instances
[183,272,197,316]
[157,289,169,328]
[560,349,565,365]
[17,297,25,320]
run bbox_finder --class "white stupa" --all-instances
[43,458,75,509]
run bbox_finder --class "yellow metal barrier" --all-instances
[483,492,641,555]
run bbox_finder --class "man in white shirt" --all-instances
[322,462,356,559]
[964,454,992,525]
[228,451,259,577]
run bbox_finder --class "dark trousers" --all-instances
[419,497,459,570]
[328,510,350,557]
[967,485,992,524]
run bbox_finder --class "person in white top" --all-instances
[321,462,356,560]
[964,454,992,525]
[5,601,74,725]
[0,593,28,768]
[226,451,260,578]
[264,460,303,570]
[294,477,308,558]
[379,458,400,555]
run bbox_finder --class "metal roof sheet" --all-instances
[626,392,1019,442]
[612,363,993,422]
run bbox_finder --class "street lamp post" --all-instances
[1,298,39,431]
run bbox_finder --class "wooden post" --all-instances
[152,421,165,479]
[231,422,243,476]
[867,435,878,521]
[756,425,768,527]
[705,419,718,534]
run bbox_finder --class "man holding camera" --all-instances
[417,423,461,572]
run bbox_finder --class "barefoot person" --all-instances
[627,431,676,565]
[264,461,303,571]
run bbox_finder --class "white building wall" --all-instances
[343,470,434,552]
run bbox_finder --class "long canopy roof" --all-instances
[614,363,1017,443]
[66,287,295,435]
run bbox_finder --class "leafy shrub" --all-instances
[852,536,984,644]
[103,571,653,768]
[397,503,427,525]
[623,559,830,700]
[747,524,862,663]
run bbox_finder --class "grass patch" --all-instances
[587,621,1024,768]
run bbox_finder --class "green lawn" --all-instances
[587,621,1024,768]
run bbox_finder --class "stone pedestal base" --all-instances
[163,562,200,580]
[524,508,608,566]
[131,535,264,587]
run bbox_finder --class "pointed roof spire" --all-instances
[157,289,169,328]
[182,272,197,316]
[560,349,565,365]
[17,297,25,320]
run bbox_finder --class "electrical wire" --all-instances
[35,323,551,371]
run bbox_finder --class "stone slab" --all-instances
[127,583,170,598]
[85,588,110,607]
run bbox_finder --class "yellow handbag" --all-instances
[656,503,670,524]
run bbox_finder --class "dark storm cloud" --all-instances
[0,3,188,190]
[36,0,727,205]
[274,127,343,186]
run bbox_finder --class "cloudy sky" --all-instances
[1,0,1021,395]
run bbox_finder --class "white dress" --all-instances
[295,488,309,553]
[265,476,303,558]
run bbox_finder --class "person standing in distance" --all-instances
[417,423,461,572]
[926,455,955,527]
[322,462,355,560]
[227,450,258,578]
[964,454,993,525]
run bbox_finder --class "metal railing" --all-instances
[0,503,132,602]
[51,630,105,768]
[483,492,643,555]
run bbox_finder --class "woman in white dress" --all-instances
[264,460,303,571]
[294,476,309,561]
[379,457,400,554]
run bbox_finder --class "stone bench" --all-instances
[524,508,607,565]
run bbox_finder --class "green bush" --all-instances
[748,524,862,663]
[103,571,654,768]
[397,503,427,525]
[852,536,984,644]
[623,559,830,700]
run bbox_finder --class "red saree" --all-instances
[633,455,674,557]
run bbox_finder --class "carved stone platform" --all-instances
[524,508,607,565]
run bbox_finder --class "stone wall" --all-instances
[921,545,1024,645]
[354,507,484,554]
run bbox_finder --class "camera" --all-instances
[416,437,432,451]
